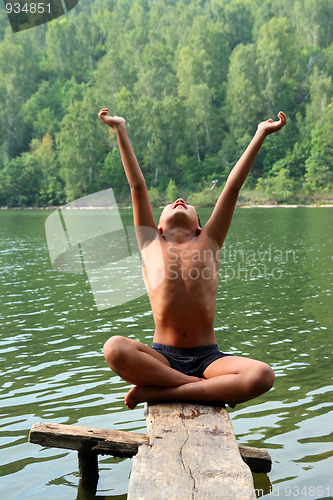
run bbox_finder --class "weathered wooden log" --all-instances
[128,403,257,499]
[29,413,271,498]
[29,422,148,458]
[29,420,271,473]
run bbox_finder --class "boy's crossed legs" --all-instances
[103,336,275,409]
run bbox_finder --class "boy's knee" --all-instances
[260,364,275,391]
[247,363,275,395]
[103,335,129,368]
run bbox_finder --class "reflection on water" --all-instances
[0,208,332,499]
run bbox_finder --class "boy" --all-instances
[98,108,287,409]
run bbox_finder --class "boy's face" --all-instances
[158,199,201,235]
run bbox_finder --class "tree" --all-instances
[305,101,333,190]
[176,16,229,161]
[0,154,40,207]
[0,29,40,157]
[100,148,126,195]
[44,18,78,80]
[134,37,177,99]
[224,0,255,49]
[148,186,160,207]
[22,80,64,141]
[293,0,333,51]
[30,134,64,205]
[225,44,261,137]
[166,179,178,203]
[257,17,299,116]
[131,95,184,189]
[177,15,229,100]
[56,88,106,201]
[264,161,295,202]
[304,68,332,134]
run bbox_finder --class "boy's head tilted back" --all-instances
[157,199,202,240]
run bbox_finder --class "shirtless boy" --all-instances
[98,108,287,409]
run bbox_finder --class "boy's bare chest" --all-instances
[162,242,220,282]
[141,238,221,294]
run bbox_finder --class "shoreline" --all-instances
[1,204,333,210]
[238,203,333,208]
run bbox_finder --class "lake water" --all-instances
[0,207,332,500]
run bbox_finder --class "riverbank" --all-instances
[238,203,333,207]
[1,203,333,210]
[235,189,333,208]
[1,190,333,210]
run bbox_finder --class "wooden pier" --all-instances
[129,403,257,499]
[29,403,271,498]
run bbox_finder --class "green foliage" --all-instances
[225,43,260,135]
[56,88,106,201]
[305,101,333,190]
[166,179,178,203]
[100,149,126,194]
[224,0,255,49]
[187,187,219,207]
[0,0,333,207]
[148,186,161,207]
[31,134,64,206]
[0,133,64,207]
[257,17,299,116]
[304,68,332,135]
[264,163,295,203]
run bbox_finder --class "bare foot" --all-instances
[124,381,238,410]
[125,386,157,409]
[125,375,203,410]
[125,384,192,409]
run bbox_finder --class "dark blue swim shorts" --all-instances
[151,343,233,377]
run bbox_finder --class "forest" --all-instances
[0,0,332,207]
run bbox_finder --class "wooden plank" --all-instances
[29,422,148,458]
[29,421,271,474]
[128,403,256,499]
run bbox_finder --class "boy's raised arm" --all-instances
[204,111,287,248]
[98,109,157,230]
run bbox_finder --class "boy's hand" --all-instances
[98,108,126,130]
[257,111,287,136]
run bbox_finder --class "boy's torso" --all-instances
[142,232,221,348]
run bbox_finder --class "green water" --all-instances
[0,208,332,499]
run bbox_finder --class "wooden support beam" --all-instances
[128,403,257,499]
[77,451,99,494]
[29,412,271,497]
[29,422,148,458]
[29,420,271,473]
